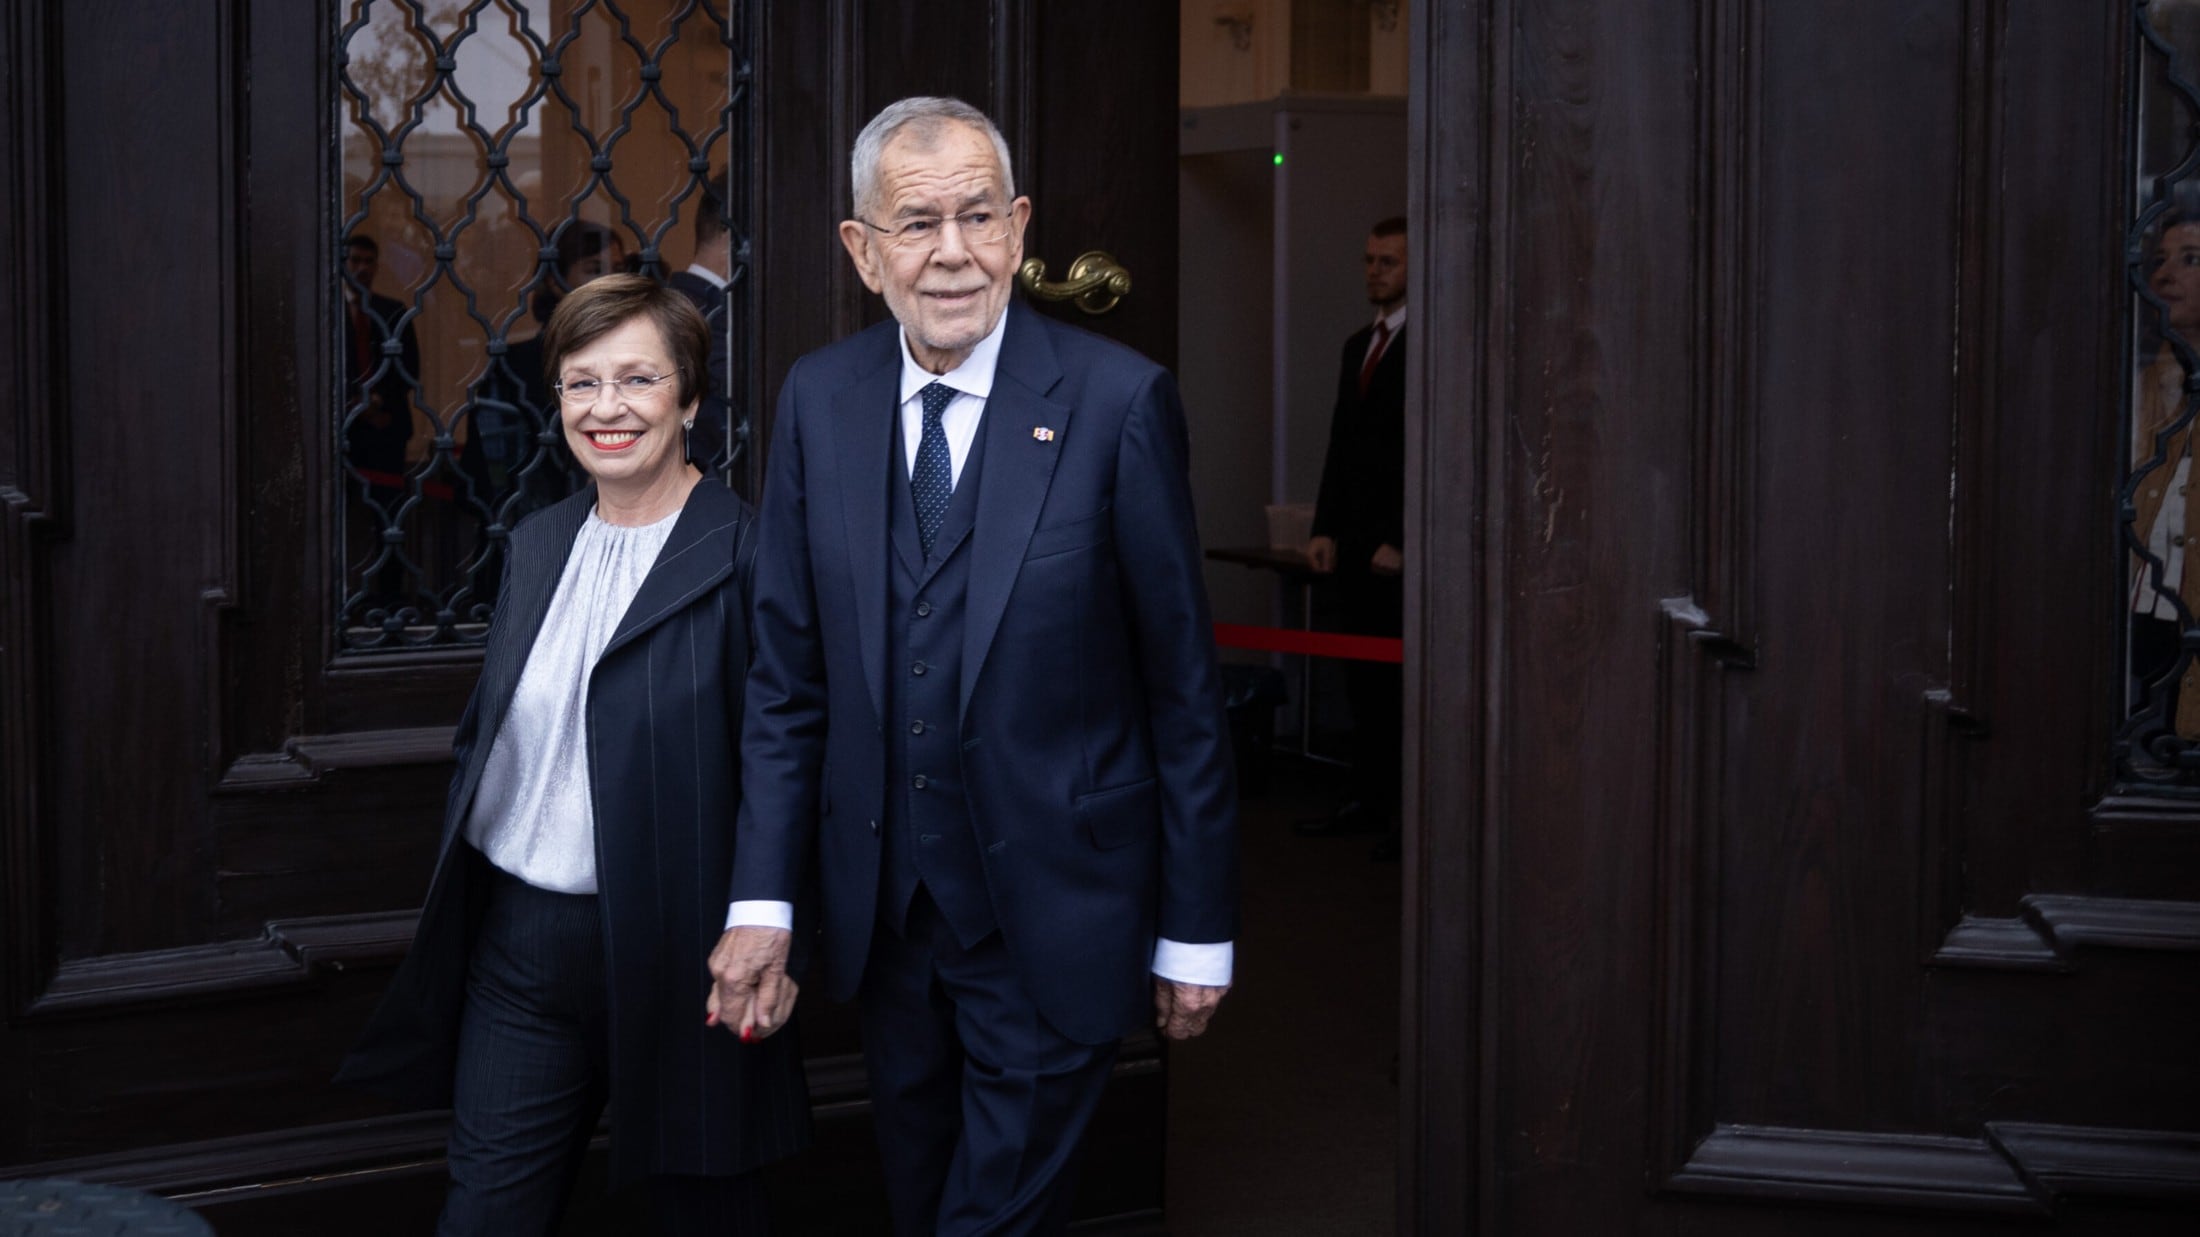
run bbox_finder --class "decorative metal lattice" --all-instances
[2121,1,2200,781]
[335,0,752,651]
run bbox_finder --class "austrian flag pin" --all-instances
[1032,427,1055,442]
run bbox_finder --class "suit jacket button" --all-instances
[868,819,879,834]
[910,719,926,734]
[912,661,928,676]
[912,774,928,789]
[915,601,933,617]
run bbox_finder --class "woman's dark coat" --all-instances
[337,481,810,1187]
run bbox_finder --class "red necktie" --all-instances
[1357,319,1393,397]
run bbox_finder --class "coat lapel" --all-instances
[599,481,744,661]
[961,305,1069,711]
[449,488,591,839]
[836,338,900,726]
[473,492,589,740]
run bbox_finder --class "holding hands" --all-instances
[707,926,798,1041]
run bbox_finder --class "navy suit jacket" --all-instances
[732,300,1240,1045]
[338,480,810,1187]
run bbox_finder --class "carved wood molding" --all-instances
[12,1113,458,1198]
[24,911,417,1020]
[0,0,65,1025]
[2091,792,2200,832]
[1988,1121,2200,1202]
[214,726,456,792]
[1649,596,1748,1176]
[1667,1121,2200,1213]
[1669,1124,2038,1213]
[8,1040,1169,1198]
[1645,0,1766,1175]
[1932,893,2200,970]
[1685,0,1763,649]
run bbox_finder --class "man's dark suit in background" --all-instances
[668,171,735,476]
[342,235,423,607]
[341,237,421,487]
[1309,218,1407,842]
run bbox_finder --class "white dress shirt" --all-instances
[1361,303,1407,368]
[728,317,1234,987]
[681,262,729,291]
[466,507,679,893]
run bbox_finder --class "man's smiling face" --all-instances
[839,121,1032,374]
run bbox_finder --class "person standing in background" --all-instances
[1305,216,1407,859]
[342,233,425,608]
[668,171,735,476]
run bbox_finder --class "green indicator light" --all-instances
[1272,152,1284,166]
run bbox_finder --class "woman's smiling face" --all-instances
[555,315,694,498]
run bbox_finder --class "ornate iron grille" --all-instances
[335,0,752,651]
[2122,1,2200,781]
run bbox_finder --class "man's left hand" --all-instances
[1370,543,1403,576]
[1154,978,1230,1040]
[706,925,798,1041]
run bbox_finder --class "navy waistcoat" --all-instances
[880,416,996,947]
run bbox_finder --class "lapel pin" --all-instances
[1033,427,1055,442]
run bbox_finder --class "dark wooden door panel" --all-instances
[1,1,1181,1230]
[1016,2,1178,370]
[1412,0,2200,1231]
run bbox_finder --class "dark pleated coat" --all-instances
[337,480,811,1188]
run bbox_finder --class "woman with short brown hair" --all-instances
[342,274,807,1234]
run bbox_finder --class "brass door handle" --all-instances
[1017,251,1132,315]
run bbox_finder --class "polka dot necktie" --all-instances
[912,381,955,557]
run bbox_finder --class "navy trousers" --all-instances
[859,889,1120,1237]
[439,862,768,1237]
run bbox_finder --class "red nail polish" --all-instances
[740,1026,755,1044]
[705,1011,719,1027]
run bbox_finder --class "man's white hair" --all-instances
[849,97,1018,219]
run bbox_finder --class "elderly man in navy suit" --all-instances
[708,96,1239,1235]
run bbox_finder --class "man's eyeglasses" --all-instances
[858,209,1012,252]
[552,372,680,405]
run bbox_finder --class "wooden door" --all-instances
[1406,1,2200,1232]
[0,1,1182,1232]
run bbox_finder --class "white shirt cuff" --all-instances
[726,900,794,931]
[1152,938,1233,986]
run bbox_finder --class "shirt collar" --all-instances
[682,263,729,290]
[898,311,1008,405]
[1376,304,1407,334]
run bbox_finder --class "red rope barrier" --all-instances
[1213,622,1403,664]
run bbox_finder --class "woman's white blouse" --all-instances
[465,506,679,894]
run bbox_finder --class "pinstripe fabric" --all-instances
[339,481,810,1196]
[468,509,678,893]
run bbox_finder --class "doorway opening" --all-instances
[1168,4,1411,1233]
